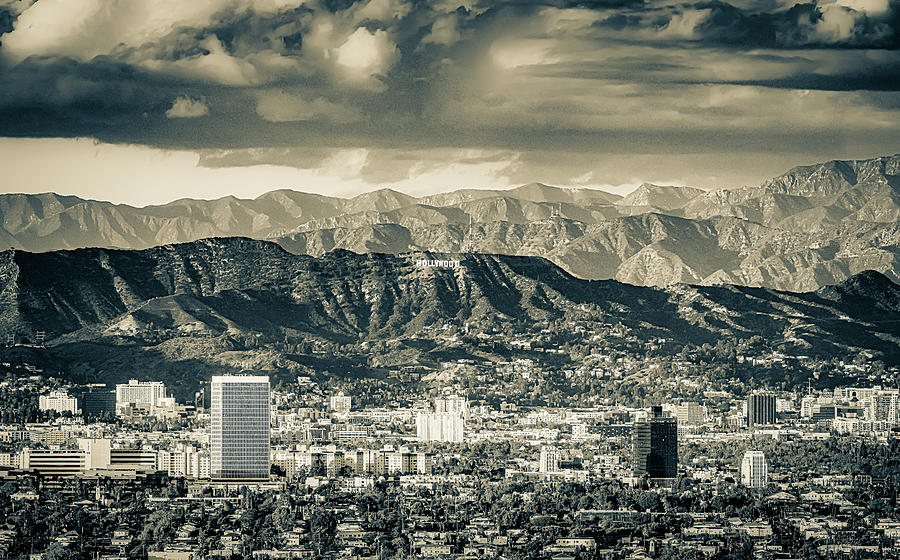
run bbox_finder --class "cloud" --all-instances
[255,90,362,123]
[586,0,899,48]
[422,13,463,45]
[0,0,307,63]
[353,0,414,23]
[166,95,210,118]
[0,0,899,201]
[333,27,399,87]
[140,35,263,86]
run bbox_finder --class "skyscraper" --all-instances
[633,408,678,479]
[741,450,768,488]
[747,393,776,426]
[210,375,271,481]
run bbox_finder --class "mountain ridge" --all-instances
[1,239,897,396]
[2,154,899,291]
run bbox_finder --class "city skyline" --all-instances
[0,0,898,556]
[3,335,898,558]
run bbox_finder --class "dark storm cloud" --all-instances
[0,0,898,156]
[0,6,15,36]
[714,63,900,89]
[591,0,898,48]
[0,57,170,132]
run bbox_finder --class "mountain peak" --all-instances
[344,188,417,213]
[834,269,898,293]
[616,183,704,210]
[818,269,900,308]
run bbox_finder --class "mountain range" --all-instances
[0,238,896,396]
[12,239,895,346]
[1,155,899,291]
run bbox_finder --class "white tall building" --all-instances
[435,395,467,418]
[210,375,271,480]
[39,390,79,415]
[539,446,559,474]
[115,379,167,414]
[329,392,352,414]
[416,412,464,443]
[741,450,768,488]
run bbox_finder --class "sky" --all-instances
[0,0,898,207]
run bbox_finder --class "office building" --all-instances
[633,407,678,479]
[676,402,706,426]
[82,389,116,419]
[210,375,271,480]
[329,392,352,414]
[416,412,464,443]
[21,449,86,476]
[741,450,768,488]
[435,395,467,418]
[110,449,158,471]
[747,393,776,426]
[539,446,559,474]
[811,404,837,423]
[20,438,111,475]
[115,379,167,414]
[39,390,79,415]
[78,438,111,470]
[870,392,898,424]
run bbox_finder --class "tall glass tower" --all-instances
[210,375,270,481]
[632,407,678,479]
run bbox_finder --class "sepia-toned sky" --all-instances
[1,0,899,206]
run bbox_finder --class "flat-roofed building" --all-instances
[741,450,768,488]
[210,375,271,481]
[39,390,79,415]
[416,412,464,443]
[116,379,167,415]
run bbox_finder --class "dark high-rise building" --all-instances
[747,393,776,426]
[81,389,116,419]
[633,408,678,479]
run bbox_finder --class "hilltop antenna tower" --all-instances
[550,203,561,220]
[461,215,476,253]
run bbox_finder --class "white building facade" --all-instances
[741,450,768,488]
[39,390,79,415]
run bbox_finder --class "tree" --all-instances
[309,507,337,554]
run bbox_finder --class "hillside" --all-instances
[0,239,897,396]
[0,154,898,292]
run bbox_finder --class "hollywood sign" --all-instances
[415,259,461,269]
